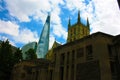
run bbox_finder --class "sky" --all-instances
[0,0,120,49]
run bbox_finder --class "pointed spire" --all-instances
[46,13,50,23]
[77,10,81,23]
[87,17,89,27]
[36,14,50,58]
[87,17,89,26]
[68,17,71,28]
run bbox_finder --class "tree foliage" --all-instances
[0,40,12,80]
[25,48,37,60]
[13,48,23,63]
[0,40,23,80]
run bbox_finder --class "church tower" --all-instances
[67,11,90,43]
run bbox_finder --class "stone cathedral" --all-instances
[67,11,90,43]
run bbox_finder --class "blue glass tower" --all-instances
[21,42,37,60]
[36,15,50,58]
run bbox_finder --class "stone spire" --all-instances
[87,17,90,29]
[68,17,71,28]
[77,10,81,23]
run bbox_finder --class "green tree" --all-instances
[0,40,13,80]
[25,48,37,60]
[13,48,23,63]
[0,40,23,80]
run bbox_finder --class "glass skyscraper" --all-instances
[36,14,50,58]
[21,42,37,59]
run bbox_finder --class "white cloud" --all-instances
[13,28,38,44]
[52,24,67,40]
[51,7,61,24]
[64,0,120,35]
[5,0,55,22]
[5,0,40,22]
[0,20,39,44]
[65,0,86,11]
[50,6,67,40]
[49,35,55,49]
[90,0,120,35]
[0,20,19,36]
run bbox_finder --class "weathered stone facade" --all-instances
[12,32,120,80]
[11,59,53,80]
[52,32,120,80]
